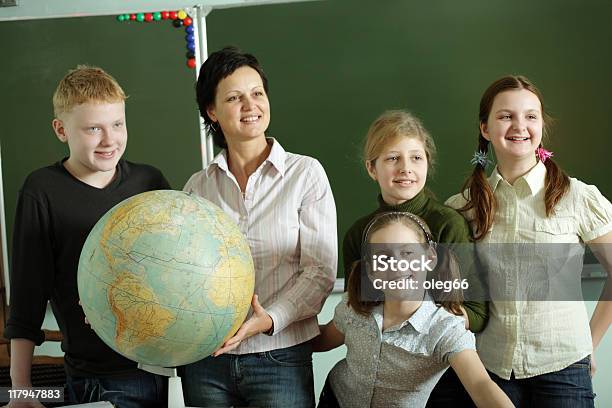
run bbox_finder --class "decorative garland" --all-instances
[116,10,197,69]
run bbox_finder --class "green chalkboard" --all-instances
[1,0,611,279]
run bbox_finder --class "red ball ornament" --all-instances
[183,17,193,26]
[161,11,170,20]
[169,11,178,20]
[130,14,137,21]
[144,13,153,22]
[187,58,196,69]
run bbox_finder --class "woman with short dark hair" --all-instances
[182,47,337,408]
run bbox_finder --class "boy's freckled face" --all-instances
[54,101,127,178]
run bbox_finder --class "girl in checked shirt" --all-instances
[313,212,513,408]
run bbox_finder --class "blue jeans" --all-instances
[488,356,595,407]
[181,342,315,408]
[66,371,167,408]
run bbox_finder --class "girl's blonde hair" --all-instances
[347,212,464,316]
[363,110,437,175]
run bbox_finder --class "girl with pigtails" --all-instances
[447,75,612,407]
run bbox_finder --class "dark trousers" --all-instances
[66,370,166,408]
[426,368,475,407]
[317,376,340,408]
[488,356,595,408]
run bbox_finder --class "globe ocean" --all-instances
[78,190,255,367]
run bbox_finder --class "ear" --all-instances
[365,160,377,181]
[206,105,217,123]
[480,122,490,141]
[52,118,67,143]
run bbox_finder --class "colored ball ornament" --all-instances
[187,58,197,69]
[186,51,195,59]
[185,25,194,34]
[185,34,194,42]
[116,14,126,22]
[144,13,153,22]
[161,11,170,19]
[130,14,137,21]
[136,13,145,22]
[183,17,193,27]
[187,43,195,52]
[153,12,162,21]
[178,10,188,20]
[169,11,178,19]
[173,19,183,27]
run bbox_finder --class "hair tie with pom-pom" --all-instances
[536,147,554,163]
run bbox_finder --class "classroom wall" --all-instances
[1,0,611,405]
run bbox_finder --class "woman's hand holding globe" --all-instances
[212,294,272,357]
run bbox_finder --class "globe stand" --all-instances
[138,363,191,408]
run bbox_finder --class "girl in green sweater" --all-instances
[342,110,487,406]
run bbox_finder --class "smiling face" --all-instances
[368,221,432,299]
[480,89,543,167]
[207,66,270,145]
[53,101,127,186]
[366,137,428,205]
[369,222,423,280]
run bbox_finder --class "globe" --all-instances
[77,190,255,367]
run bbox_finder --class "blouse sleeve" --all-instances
[577,184,612,242]
[265,158,338,334]
[434,315,476,364]
[332,293,351,334]
[444,192,469,212]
